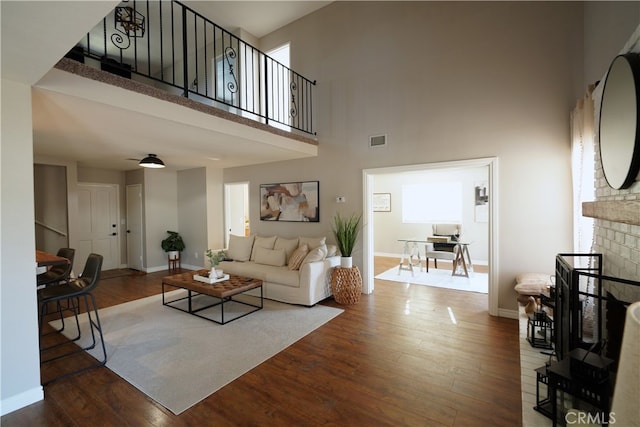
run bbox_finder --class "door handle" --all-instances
[111,233,117,236]
[127,230,131,233]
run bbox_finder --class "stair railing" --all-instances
[72,0,316,135]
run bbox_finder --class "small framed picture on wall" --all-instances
[373,193,391,212]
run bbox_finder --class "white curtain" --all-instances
[570,85,596,255]
[571,85,597,339]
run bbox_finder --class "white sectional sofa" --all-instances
[217,234,340,306]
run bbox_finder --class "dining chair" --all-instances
[38,253,107,384]
[37,247,75,287]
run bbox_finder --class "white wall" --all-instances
[373,167,489,263]
[226,1,583,312]
[0,80,43,414]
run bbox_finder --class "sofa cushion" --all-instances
[516,273,552,285]
[265,267,300,288]
[274,237,299,262]
[288,244,309,270]
[302,244,327,266]
[254,247,286,267]
[250,235,277,261]
[514,282,544,296]
[299,236,326,250]
[227,234,255,261]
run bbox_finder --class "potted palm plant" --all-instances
[332,212,362,268]
[161,230,185,260]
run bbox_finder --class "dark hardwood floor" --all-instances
[3,257,521,426]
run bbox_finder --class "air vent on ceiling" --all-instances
[369,134,387,148]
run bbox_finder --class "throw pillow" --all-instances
[288,244,309,270]
[254,247,286,267]
[301,244,328,266]
[326,244,338,257]
[298,236,326,250]
[274,237,299,263]
[226,234,255,262]
[250,235,277,261]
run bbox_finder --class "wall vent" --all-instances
[369,134,387,148]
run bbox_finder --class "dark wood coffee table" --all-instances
[161,271,263,324]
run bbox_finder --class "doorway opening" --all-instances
[363,157,499,316]
[224,182,249,247]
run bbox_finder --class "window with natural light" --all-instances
[266,43,291,131]
[401,182,463,223]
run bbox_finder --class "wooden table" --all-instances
[161,271,263,324]
[452,242,474,277]
[397,238,429,275]
[36,250,70,267]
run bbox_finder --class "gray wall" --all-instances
[178,167,208,268]
[584,1,640,85]
[225,1,585,312]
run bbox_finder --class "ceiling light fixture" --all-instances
[139,154,165,168]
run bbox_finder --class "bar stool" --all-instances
[38,253,107,385]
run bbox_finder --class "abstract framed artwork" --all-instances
[260,181,319,222]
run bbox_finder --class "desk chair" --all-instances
[424,224,461,272]
[37,247,75,287]
[38,253,107,384]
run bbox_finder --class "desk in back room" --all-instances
[396,238,429,275]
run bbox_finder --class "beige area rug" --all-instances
[375,266,488,293]
[50,291,343,415]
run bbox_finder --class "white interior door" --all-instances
[77,183,119,271]
[126,184,144,270]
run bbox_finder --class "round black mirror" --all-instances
[599,53,640,190]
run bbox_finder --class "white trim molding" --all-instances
[363,157,500,317]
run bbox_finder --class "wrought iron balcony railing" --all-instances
[69,0,316,135]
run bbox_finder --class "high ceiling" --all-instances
[2,1,331,171]
[184,1,330,38]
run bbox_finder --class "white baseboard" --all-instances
[497,308,519,319]
[1,386,44,416]
[144,264,198,273]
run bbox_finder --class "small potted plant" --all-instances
[161,231,185,260]
[206,249,226,278]
[332,212,362,268]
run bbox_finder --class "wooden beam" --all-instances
[582,201,640,225]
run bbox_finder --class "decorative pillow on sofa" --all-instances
[301,244,328,266]
[326,244,338,257]
[288,244,309,270]
[254,246,286,267]
[227,234,255,262]
[298,236,326,250]
[274,237,299,263]
[250,235,277,261]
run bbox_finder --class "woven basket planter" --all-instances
[330,266,362,305]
